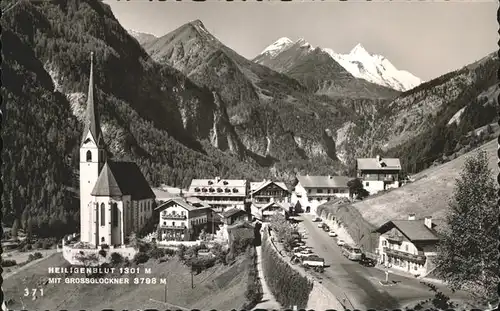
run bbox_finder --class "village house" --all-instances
[154,197,218,241]
[222,208,249,226]
[251,200,290,222]
[374,214,441,276]
[249,179,290,204]
[79,53,155,247]
[188,177,248,213]
[356,155,401,195]
[291,175,351,214]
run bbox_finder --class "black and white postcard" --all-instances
[1,0,498,310]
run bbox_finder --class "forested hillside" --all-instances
[341,52,499,174]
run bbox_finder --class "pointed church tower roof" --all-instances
[81,52,104,147]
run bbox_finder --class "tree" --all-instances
[26,217,34,240]
[434,150,498,307]
[347,178,369,200]
[11,219,19,239]
[269,214,295,251]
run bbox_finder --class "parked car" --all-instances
[322,225,330,232]
[359,257,376,267]
[328,231,337,237]
[313,217,322,222]
[317,222,324,228]
[337,239,345,246]
[300,249,313,255]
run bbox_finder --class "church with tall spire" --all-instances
[79,52,155,247]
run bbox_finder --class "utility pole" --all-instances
[191,270,194,289]
[164,282,167,302]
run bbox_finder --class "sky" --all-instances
[104,1,498,81]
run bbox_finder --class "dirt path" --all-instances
[252,229,281,310]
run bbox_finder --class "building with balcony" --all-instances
[356,155,402,195]
[154,197,218,241]
[291,175,351,214]
[188,177,248,213]
[374,214,441,276]
[249,180,290,204]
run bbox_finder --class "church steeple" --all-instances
[81,52,103,147]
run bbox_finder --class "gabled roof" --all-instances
[91,161,155,200]
[81,52,104,148]
[296,175,350,188]
[250,180,289,194]
[261,202,289,212]
[154,197,203,212]
[357,157,401,171]
[375,220,440,242]
[222,208,246,218]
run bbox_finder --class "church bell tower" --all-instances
[79,52,106,244]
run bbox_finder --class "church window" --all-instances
[100,203,105,226]
[112,203,119,227]
[86,150,92,162]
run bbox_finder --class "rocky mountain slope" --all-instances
[142,20,384,166]
[128,29,158,46]
[255,38,422,92]
[253,38,400,99]
[340,51,499,173]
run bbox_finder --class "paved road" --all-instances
[297,215,472,310]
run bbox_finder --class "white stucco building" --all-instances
[356,156,402,195]
[155,197,217,241]
[375,214,441,276]
[291,175,351,214]
[249,180,290,204]
[79,53,155,247]
[187,177,248,212]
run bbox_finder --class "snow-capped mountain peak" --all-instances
[349,43,371,57]
[259,37,293,58]
[256,37,422,91]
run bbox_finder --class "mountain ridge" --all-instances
[255,38,423,92]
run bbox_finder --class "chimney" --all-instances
[328,175,331,179]
[376,155,381,162]
[424,216,432,229]
[408,213,416,221]
[215,176,221,182]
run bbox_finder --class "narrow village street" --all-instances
[297,214,472,309]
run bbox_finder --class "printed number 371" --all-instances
[24,288,43,298]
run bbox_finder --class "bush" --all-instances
[148,247,166,259]
[110,252,124,265]
[177,245,187,260]
[261,230,313,309]
[98,249,107,258]
[133,252,150,264]
[2,259,17,267]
